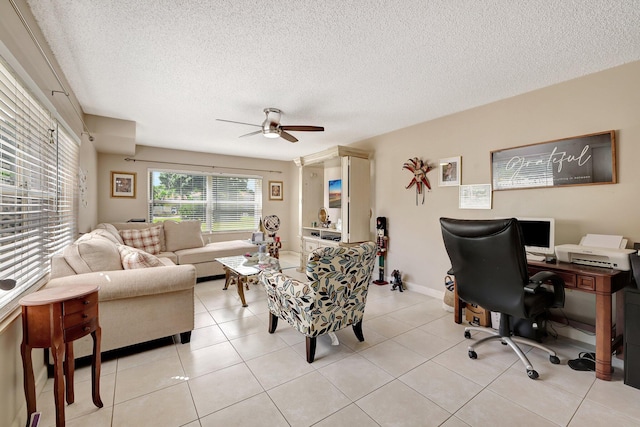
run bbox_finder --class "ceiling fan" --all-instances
[217,108,324,143]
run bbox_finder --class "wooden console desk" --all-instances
[453,260,630,381]
[20,285,103,427]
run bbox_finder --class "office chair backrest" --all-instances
[440,217,529,319]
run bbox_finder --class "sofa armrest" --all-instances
[46,264,196,302]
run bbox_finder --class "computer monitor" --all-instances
[517,217,555,256]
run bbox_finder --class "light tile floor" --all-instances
[36,254,640,426]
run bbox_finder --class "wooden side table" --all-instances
[20,285,103,427]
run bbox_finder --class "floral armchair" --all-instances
[259,241,376,363]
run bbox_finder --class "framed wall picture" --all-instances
[439,156,461,186]
[491,130,616,191]
[111,171,136,198]
[328,179,342,208]
[269,181,283,201]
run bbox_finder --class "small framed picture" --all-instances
[439,156,461,187]
[111,171,136,198]
[269,181,283,201]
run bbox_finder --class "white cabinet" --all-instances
[301,227,341,261]
[295,146,371,269]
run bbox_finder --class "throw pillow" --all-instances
[118,225,162,255]
[163,220,205,252]
[117,245,163,269]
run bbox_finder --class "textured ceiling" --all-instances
[26,1,640,161]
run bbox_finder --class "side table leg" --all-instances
[64,342,74,404]
[51,336,66,427]
[91,327,103,408]
[20,342,36,424]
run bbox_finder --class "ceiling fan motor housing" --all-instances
[262,108,282,137]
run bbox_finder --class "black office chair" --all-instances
[440,217,565,379]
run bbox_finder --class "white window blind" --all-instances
[149,170,262,232]
[0,56,79,315]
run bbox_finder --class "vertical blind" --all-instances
[149,170,262,232]
[0,56,79,314]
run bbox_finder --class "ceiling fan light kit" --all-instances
[217,107,324,143]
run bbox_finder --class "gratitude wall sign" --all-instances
[491,131,616,191]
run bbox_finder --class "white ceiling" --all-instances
[26,1,640,161]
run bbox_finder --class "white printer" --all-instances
[555,234,637,271]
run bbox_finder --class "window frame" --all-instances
[148,168,263,233]
[0,55,79,321]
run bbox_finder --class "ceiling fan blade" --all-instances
[239,130,263,138]
[280,131,298,143]
[280,125,324,132]
[216,119,261,127]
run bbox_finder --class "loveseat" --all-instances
[46,220,256,359]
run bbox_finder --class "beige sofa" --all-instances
[108,221,257,279]
[46,221,255,359]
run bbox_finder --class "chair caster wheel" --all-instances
[549,355,560,364]
[464,331,471,339]
[527,369,539,379]
[468,350,477,359]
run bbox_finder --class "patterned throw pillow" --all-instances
[117,244,163,269]
[118,226,162,255]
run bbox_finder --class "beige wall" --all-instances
[97,146,298,250]
[351,60,640,341]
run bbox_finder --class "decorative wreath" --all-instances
[262,215,280,236]
[403,157,434,205]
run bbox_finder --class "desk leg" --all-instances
[453,279,463,324]
[595,291,613,381]
[615,290,625,358]
[91,327,103,408]
[64,342,74,404]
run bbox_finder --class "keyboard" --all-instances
[526,253,546,262]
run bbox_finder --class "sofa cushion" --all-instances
[63,234,123,274]
[94,223,124,244]
[164,220,205,252]
[112,222,166,252]
[119,225,162,255]
[175,240,256,264]
[117,245,164,269]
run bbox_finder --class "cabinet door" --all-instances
[342,156,370,242]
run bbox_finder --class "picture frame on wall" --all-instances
[328,179,342,208]
[439,156,461,186]
[269,181,283,201]
[111,171,136,198]
[491,130,616,191]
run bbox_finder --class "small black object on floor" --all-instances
[568,352,596,371]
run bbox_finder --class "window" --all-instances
[149,170,262,232]
[0,56,79,318]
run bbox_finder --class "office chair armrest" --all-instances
[528,271,566,308]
